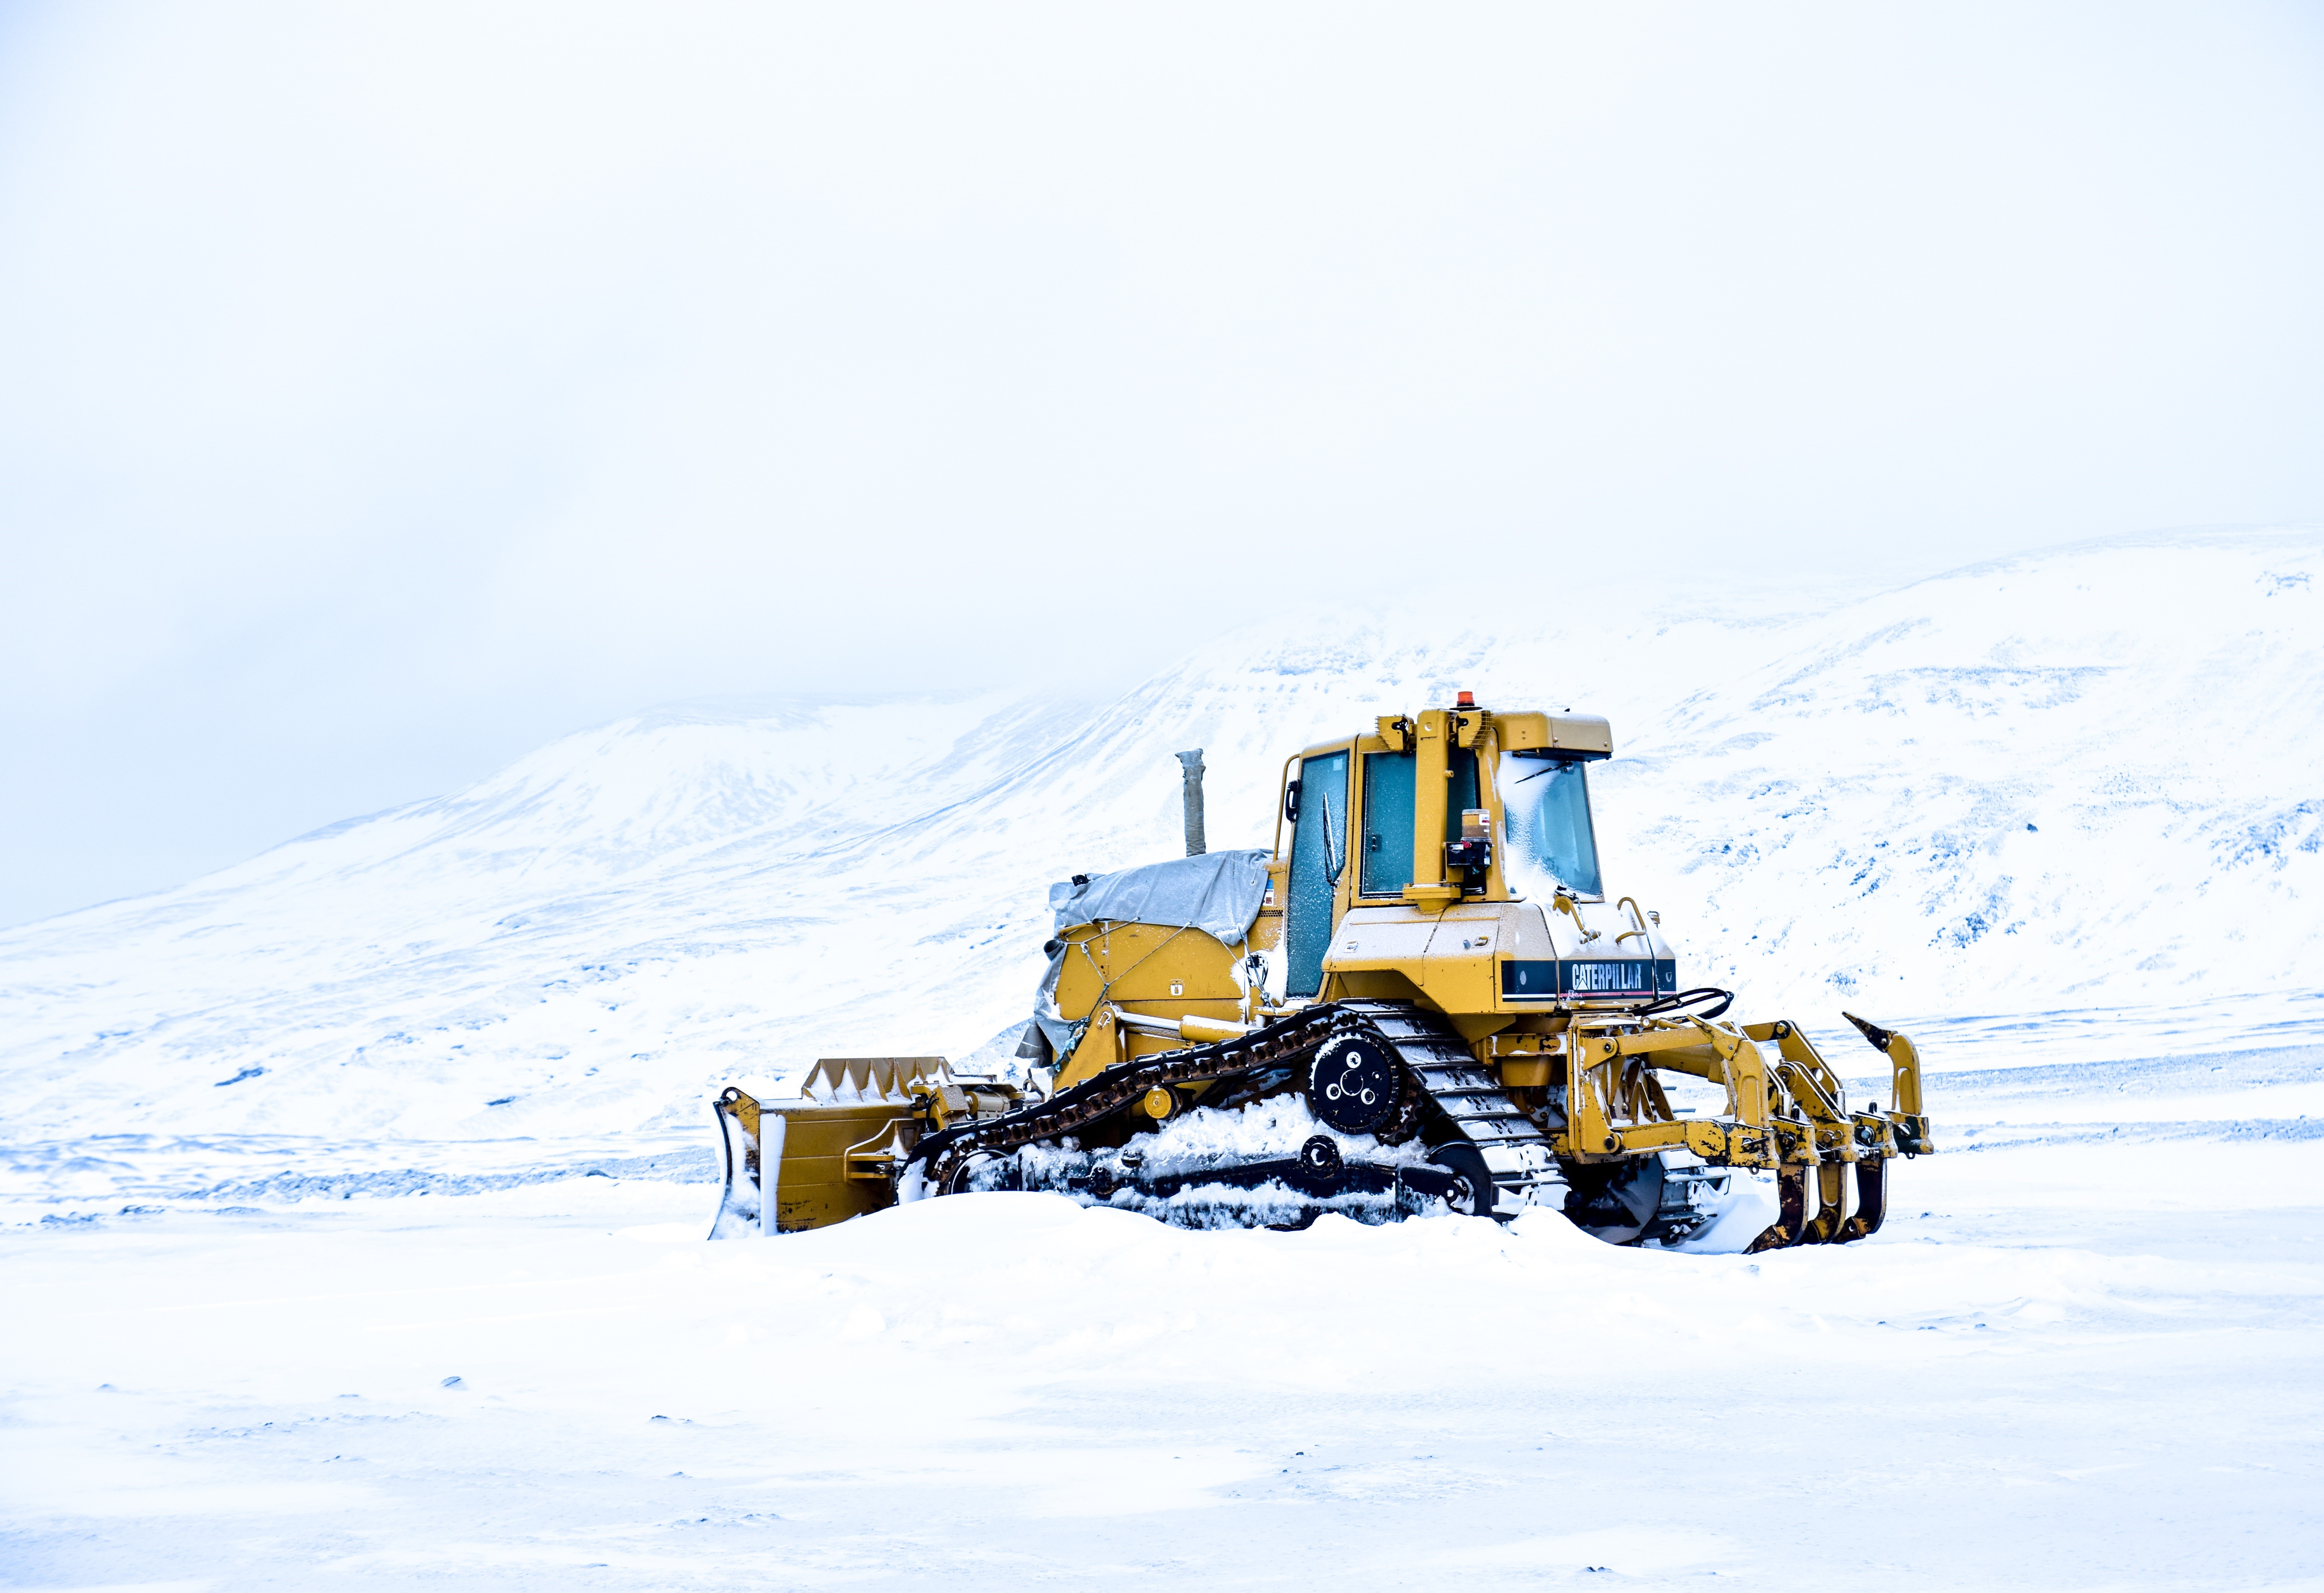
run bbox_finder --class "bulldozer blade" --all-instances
[1746,1166,1809,1252]
[709,1087,774,1239]
[709,1065,944,1237]
[1839,1155,1888,1242]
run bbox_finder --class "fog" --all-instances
[2,1,2320,927]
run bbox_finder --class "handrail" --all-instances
[1269,752,1301,859]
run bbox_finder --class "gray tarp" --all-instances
[1017,849,1272,1067]
[1046,848,1272,943]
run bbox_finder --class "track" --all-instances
[1345,1001,1568,1210]
[913,999,1568,1219]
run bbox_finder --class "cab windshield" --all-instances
[1498,751,1602,897]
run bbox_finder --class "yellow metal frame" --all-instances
[715,697,1932,1241]
[714,1058,1026,1234]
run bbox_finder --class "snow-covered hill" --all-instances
[2,528,2319,1153]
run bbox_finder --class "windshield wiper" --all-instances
[1319,791,1346,886]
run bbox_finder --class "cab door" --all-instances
[1284,749,1350,998]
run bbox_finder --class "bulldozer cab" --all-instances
[1276,704,1614,998]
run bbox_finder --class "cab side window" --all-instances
[1358,748,1477,897]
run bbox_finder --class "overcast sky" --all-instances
[2,1,2320,928]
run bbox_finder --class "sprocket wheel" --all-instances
[1308,1031,1399,1133]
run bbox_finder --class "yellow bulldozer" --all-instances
[710,695,1931,1250]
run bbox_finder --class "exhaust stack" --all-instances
[1175,749,1207,856]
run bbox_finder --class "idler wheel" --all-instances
[1428,1143,1497,1218]
[938,1150,1004,1196]
[1308,1033,1397,1133]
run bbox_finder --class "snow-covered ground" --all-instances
[7,1050,2321,1589]
[5,528,2323,1587]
